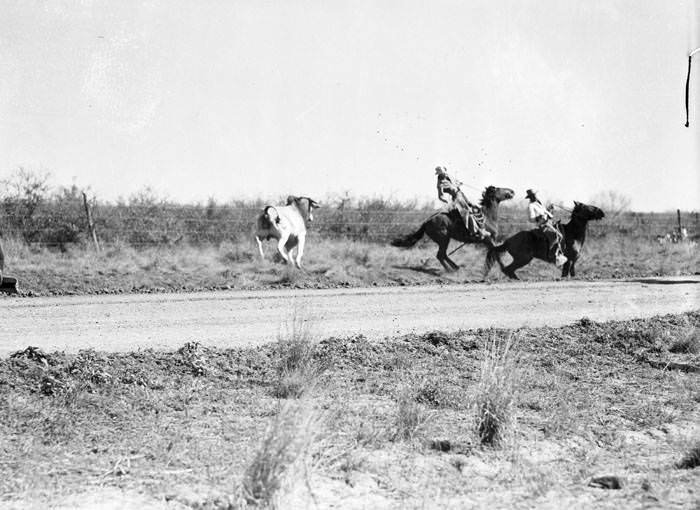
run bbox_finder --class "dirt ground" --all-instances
[1,277,698,356]
[1,313,699,509]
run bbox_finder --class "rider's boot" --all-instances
[550,246,567,267]
[555,253,567,267]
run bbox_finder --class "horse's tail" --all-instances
[391,223,426,248]
[484,240,508,275]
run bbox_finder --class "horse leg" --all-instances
[436,249,452,271]
[561,259,571,278]
[444,253,460,271]
[436,242,457,272]
[502,256,531,280]
[569,260,576,277]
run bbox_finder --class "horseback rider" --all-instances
[526,189,566,266]
[435,166,490,240]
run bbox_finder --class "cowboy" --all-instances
[526,189,566,266]
[435,166,490,240]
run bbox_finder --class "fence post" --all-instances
[82,191,100,251]
[677,209,682,234]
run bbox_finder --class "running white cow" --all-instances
[254,196,320,268]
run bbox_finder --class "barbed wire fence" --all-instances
[0,197,698,248]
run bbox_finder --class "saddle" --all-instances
[470,207,486,229]
[532,221,563,258]
[445,203,486,234]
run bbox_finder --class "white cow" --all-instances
[254,196,320,268]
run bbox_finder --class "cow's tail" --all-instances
[391,224,426,248]
[484,241,508,276]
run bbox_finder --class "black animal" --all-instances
[485,201,605,279]
[391,186,515,271]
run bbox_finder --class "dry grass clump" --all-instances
[473,332,520,447]
[273,311,322,399]
[393,387,434,442]
[675,444,700,470]
[413,376,459,409]
[668,327,700,354]
[238,400,322,508]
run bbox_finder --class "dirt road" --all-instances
[1,277,698,356]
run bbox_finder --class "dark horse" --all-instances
[391,186,515,271]
[485,201,605,280]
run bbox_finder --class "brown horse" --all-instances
[391,186,515,271]
[484,201,605,279]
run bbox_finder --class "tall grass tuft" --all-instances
[669,327,700,354]
[240,400,321,508]
[273,309,322,399]
[393,387,434,442]
[473,332,520,447]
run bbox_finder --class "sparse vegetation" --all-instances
[1,232,697,297]
[473,332,520,447]
[669,327,700,354]
[392,387,434,442]
[273,312,322,399]
[240,400,321,507]
[0,170,697,296]
[0,313,699,509]
[413,376,459,409]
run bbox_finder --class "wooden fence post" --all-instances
[82,191,100,251]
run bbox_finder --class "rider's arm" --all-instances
[437,187,451,203]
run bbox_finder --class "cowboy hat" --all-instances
[435,166,447,175]
[525,189,537,199]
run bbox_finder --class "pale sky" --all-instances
[1,0,698,211]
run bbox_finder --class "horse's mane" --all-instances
[479,186,495,208]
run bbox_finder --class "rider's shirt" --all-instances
[528,201,553,226]
[436,174,461,203]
